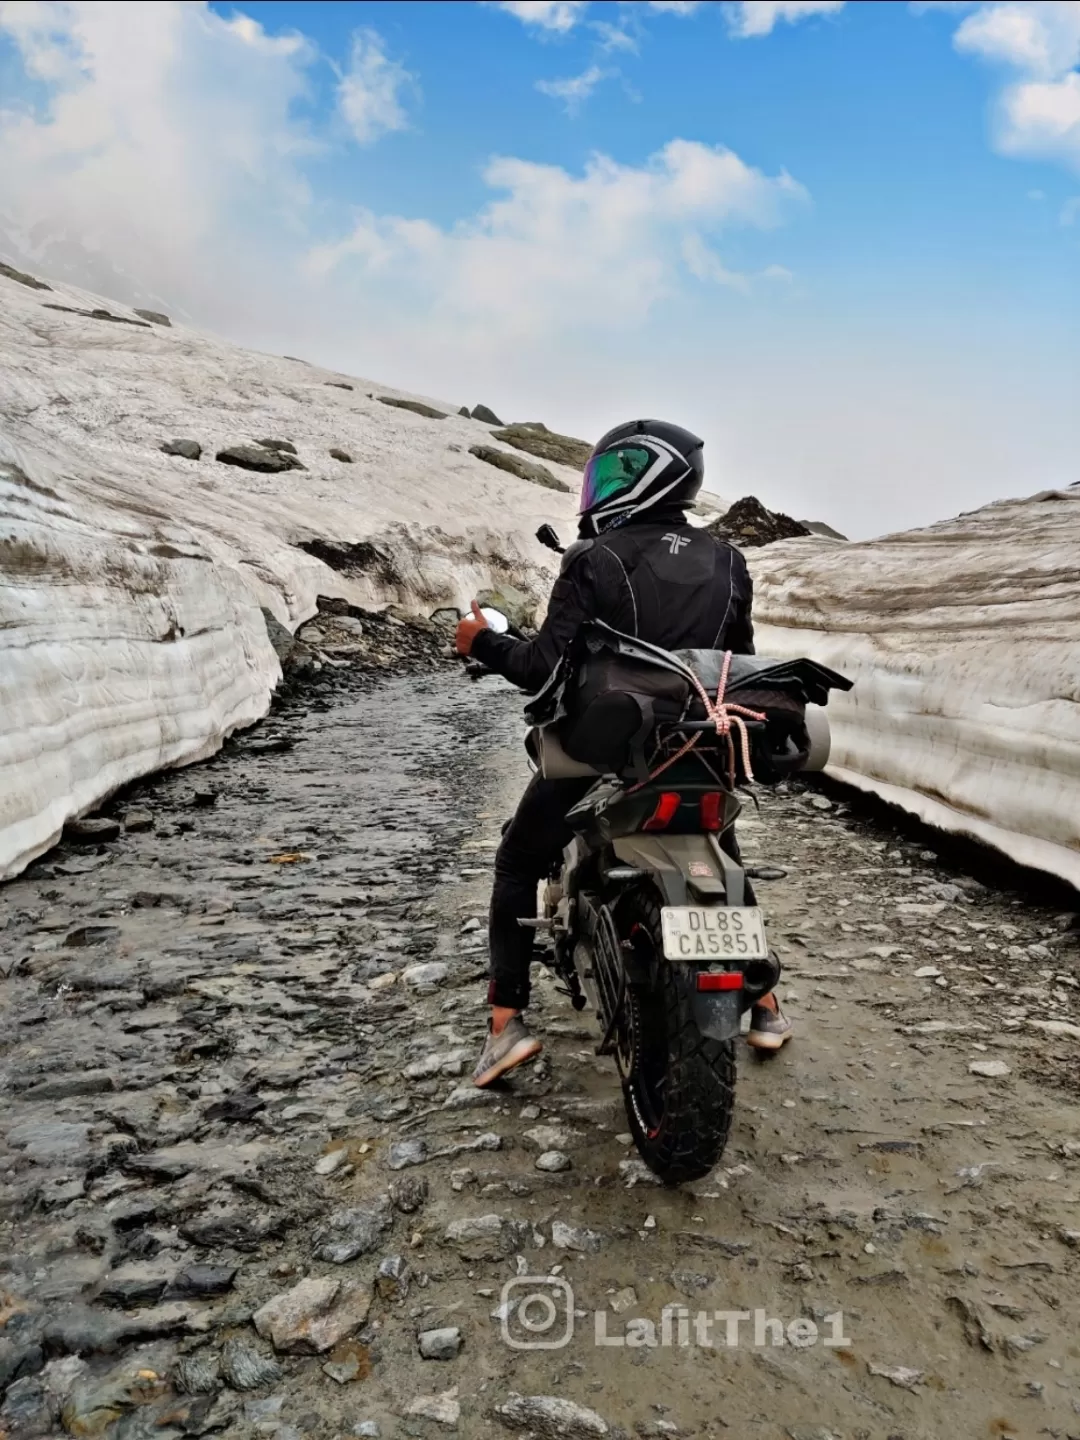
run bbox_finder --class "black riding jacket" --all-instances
[471,508,754,694]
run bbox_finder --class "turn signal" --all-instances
[699,793,724,831]
[642,792,681,831]
[696,971,744,992]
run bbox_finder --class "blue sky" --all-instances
[1,1,1077,536]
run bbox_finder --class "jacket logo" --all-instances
[663,533,690,556]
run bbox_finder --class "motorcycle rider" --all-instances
[455,420,792,1087]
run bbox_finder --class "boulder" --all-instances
[469,445,570,494]
[490,425,591,470]
[709,496,810,548]
[134,309,171,326]
[470,404,503,425]
[159,439,201,460]
[377,396,447,420]
[216,444,304,473]
[329,447,353,463]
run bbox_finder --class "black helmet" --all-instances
[579,419,705,533]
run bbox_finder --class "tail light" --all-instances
[696,971,744,992]
[699,793,725,831]
[642,792,681,832]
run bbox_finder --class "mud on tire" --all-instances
[620,890,736,1185]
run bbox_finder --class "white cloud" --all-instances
[724,1,846,39]
[648,2,703,13]
[488,1,590,32]
[947,3,1080,171]
[308,140,807,342]
[954,2,1080,76]
[337,29,414,145]
[1061,194,1080,223]
[681,233,751,291]
[592,19,640,52]
[536,64,608,112]
[0,1,317,310]
[999,70,1080,168]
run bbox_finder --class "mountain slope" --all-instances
[0,267,577,878]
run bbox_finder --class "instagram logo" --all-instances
[499,1277,575,1350]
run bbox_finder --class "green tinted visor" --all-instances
[579,446,653,513]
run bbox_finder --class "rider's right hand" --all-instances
[455,601,489,657]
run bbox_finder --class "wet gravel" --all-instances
[1,661,1078,1440]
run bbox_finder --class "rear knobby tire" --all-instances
[620,890,736,1185]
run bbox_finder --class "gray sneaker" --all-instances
[473,1016,543,1088]
[747,1002,793,1052]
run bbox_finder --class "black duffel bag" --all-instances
[525,622,852,783]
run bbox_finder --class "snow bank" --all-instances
[0,272,577,878]
[749,487,1080,888]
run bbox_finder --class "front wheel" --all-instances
[619,891,736,1185]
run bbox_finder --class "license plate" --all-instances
[660,906,768,961]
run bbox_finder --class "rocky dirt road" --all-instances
[1,659,1078,1440]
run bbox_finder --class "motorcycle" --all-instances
[463,527,847,1184]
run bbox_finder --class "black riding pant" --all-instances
[487,774,590,1011]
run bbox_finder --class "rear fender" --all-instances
[610,834,746,906]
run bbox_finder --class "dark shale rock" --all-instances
[469,444,570,493]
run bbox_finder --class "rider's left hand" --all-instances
[455,600,489,656]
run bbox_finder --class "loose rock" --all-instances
[159,439,201,460]
[252,1276,372,1354]
[402,962,449,991]
[469,444,570,493]
[376,1255,410,1302]
[378,396,447,420]
[220,1337,283,1389]
[406,1386,460,1428]
[490,424,592,470]
[388,1139,429,1171]
[969,1059,1011,1078]
[867,1362,925,1390]
[329,447,353,462]
[64,816,121,843]
[418,1326,463,1360]
[389,1175,429,1213]
[496,1393,609,1437]
[216,443,305,473]
[314,1196,394,1263]
[536,1152,572,1173]
[524,1126,578,1152]
[551,1221,603,1253]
